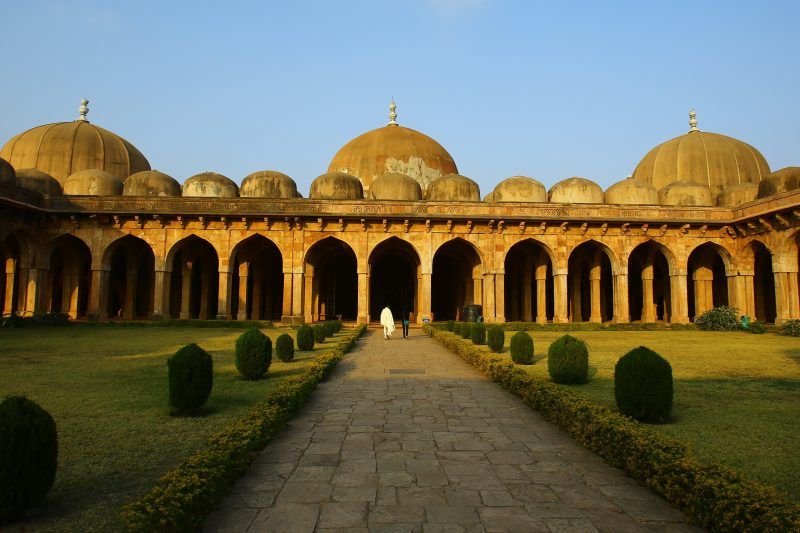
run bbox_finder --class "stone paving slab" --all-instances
[205,329,703,532]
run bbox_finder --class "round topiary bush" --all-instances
[547,334,589,384]
[452,322,462,335]
[615,346,673,423]
[487,325,505,353]
[168,343,214,413]
[296,324,315,351]
[446,320,455,332]
[313,324,327,343]
[275,333,295,362]
[323,321,337,338]
[510,331,534,364]
[780,319,800,337]
[470,322,486,345]
[694,305,741,331]
[460,323,472,339]
[235,328,272,380]
[749,321,766,334]
[0,396,58,525]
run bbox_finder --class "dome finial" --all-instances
[77,99,90,122]
[689,108,698,132]
[388,99,398,126]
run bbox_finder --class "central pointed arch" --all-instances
[432,237,483,321]
[368,237,421,322]
[304,237,357,321]
[504,238,555,322]
[165,235,219,319]
[229,235,284,320]
[628,240,674,322]
[567,240,616,322]
[687,242,730,320]
[103,235,156,319]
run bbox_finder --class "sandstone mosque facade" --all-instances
[0,100,799,326]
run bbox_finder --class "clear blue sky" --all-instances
[1,0,798,194]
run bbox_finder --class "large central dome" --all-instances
[327,102,457,192]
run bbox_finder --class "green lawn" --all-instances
[0,325,345,532]
[485,329,800,502]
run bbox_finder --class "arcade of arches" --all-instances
[2,224,799,325]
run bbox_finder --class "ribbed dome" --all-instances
[717,182,758,206]
[240,170,298,198]
[0,103,150,184]
[548,177,603,204]
[483,192,495,202]
[328,105,457,193]
[0,158,15,186]
[425,173,480,202]
[757,167,800,198]
[370,172,422,201]
[658,181,714,206]
[309,171,364,200]
[15,168,62,195]
[492,176,547,202]
[604,177,658,205]
[124,170,181,197]
[182,172,239,197]
[632,112,770,198]
[63,169,123,196]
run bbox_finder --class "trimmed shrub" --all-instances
[780,319,800,337]
[487,325,504,353]
[335,320,343,333]
[470,322,486,345]
[460,322,472,339]
[313,324,327,343]
[323,321,337,338]
[446,320,455,332]
[452,322,462,335]
[615,346,673,423]
[275,333,295,362]
[0,396,58,525]
[510,331,534,364]
[235,329,272,380]
[749,321,766,334]
[296,324,314,351]
[695,305,741,331]
[547,334,589,384]
[168,343,213,413]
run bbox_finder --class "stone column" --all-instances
[419,272,432,323]
[87,268,110,321]
[774,271,792,324]
[669,271,690,323]
[123,269,138,320]
[3,257,16,317]
[237,261,249,320]
[614,272,630,323]
[553,272,569,323]
[357,271,369,324]
[569,272,581,322]
[692,266,713,318]
[67,273,81,319]
[473,277,483,314]
[641,263,656,322]
[23,268,42,317]
[152,269,168,320]
[789,272,800,320]
[215,268,232,320]
[179,262,192,319]
[292,269,304,320]
[302,272,313,323]
[251,273,262,320]
[733,273,755,319]
[483,273,495,322]
[199,273,211,319]
[535,262,548,324]
[494,271,505,323]
[523,257,533,322]
[281,269,293,322]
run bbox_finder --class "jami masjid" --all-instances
[0,100,798,325]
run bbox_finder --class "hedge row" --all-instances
[81,319,276,329]
[123,324,366,532]
[434,321,697,332]
[424,325,800,532]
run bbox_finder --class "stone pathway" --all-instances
[205,329,699,532]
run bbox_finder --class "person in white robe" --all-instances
[380,306,395,340]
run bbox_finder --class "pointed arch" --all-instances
[368,236,421,322]
[567,240,615,322]
[304,236,358,321]
[627,240,674,322]
[165,235,219,319]
[504,238,555,322]
[687,242,730,320]
[432,237,484,321]
[102,235,156,319]
[46,234,92,319]
[229,234,284,320]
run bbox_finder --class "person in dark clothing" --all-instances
[400,304,411,339]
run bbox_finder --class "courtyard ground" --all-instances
[494,329,800,502]
[0,325,348,532]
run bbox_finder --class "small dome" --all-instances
[632,111,770,198]
[0,157,15,186]
[309,171,364,199]
[327,105,457,193]
[182,172,239,197]
[757,167,800,198]
[548,177,603,204]
[492,176,547,202]
[63,169,123,196]
[240,170,298,198]
[717,182,758,206]
[658,181,714,206]
[124,170,180,196]
[370,172,422,201]
[483,191,495,202]
[15,168,62,195]
[604,177,658,205]
[0,101,150,184]
[425,173,480,201]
